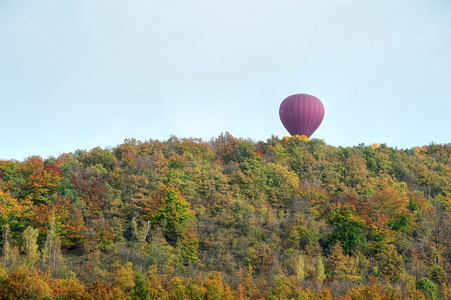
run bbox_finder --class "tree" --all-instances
[19,156,61,205]
[377,245,405,282]
[112,261,135,296]
[2,225,11,267]
[327,243,361,282]
[21,226,39,265]
[143,185,195,246]
[0,268,52,300]
[314,257,326,286]
[177,229,199,265]
[40,210,63,272]
[49,277,90,300]
[263,162,299,207]
[416,278,437,300]
[203,272,233,300]
[247,243,275,275]
[0,191,25,241]
[326,203,365,254]
[28,197,86,249]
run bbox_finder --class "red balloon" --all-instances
[279,94,325,138]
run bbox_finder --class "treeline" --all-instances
[0,133,450,299]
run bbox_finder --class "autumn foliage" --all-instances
[0,134,450,299]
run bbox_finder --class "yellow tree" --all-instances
[0,191,26,238]
[21,226,39,265]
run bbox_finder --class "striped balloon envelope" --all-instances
[279,94,325,138]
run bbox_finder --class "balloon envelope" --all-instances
[279,94,325,138]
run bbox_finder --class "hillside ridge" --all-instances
[0,133,450,299]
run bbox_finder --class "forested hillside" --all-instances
[0,133,450,299]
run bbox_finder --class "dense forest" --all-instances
[0,133,450,299]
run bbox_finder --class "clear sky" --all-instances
[1,0,450,160]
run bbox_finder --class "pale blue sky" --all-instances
[1,0,450,160]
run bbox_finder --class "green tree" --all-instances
[132,273,150,300]
[416,278,437,300]
[327,203,365,254]
[143,185,195,246]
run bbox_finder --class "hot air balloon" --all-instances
[279,93,325,138]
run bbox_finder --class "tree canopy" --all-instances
[0,134,450,299]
